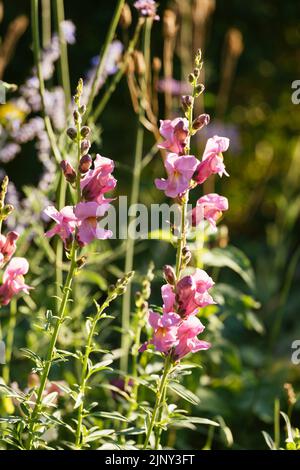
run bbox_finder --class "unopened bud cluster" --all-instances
[63,79,92,185]
[108,271,135,301]
[0,176,14,222]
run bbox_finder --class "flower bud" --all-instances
[66,127,77,141]
[182,246,192,266]
[60,159,76,184]
[181,95,193,114]
[193,68,200,78]
[152,57,162,73]
[80,126,90,138]
[79,154,92,174]
[1,204,14,218]
[192,113,210,131]
[79,104,86,115]
[120,3,132,29]
[163,265,176,285]
[188,73,195,84]
[163,9,177,39]
[73,110,80,123]
[194,83,205,96]
[81,139,91,155]
[76,256,87,269]
[133,51,146,76]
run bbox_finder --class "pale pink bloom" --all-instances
[191,193,229,230]
[176,269,215,317]
[148,310,181,353]
[134,0,160,20]
[74,201,112,246]
[0,231,19,268]
[155,153,199,198]
[174,316,211,360]
[80,154,116,203]
[0,257,31,306]
[158,118,189,154]
[44,205,77,246]
[194,135,230,185]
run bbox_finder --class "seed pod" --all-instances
[73,110,80,123]
[188,73,195,84]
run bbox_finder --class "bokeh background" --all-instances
[1,0,300,449]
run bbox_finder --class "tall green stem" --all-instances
[74,299,109,448]
[53,0,71,112]
[31,0,61,164]
[84,0,125,121]
[27,242,78,449]
[41,0,51,48]
[2,298,17,384]
[143,355,172,449]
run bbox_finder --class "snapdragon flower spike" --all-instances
[0,257,31,306]
[174,316,211,360]
[191,193,229,231]
[74,201,112,246]
[134,0,160,20]
[44,205,77,246]
[176,269,215,317]
[155,153,199,198]
[80,154,117,203]
[193,135,230,185]
[158,118,189,154]
[0,231,19,268]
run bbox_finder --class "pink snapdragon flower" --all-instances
[44,205,77,246]
[80,154,117,203]
[194,135,230,184]
[155,153,199,198]
[158,118,189,154]
[176,269,215,317]
[134,0,160,20]
[0,257,31,306]
[191,193,229,230]
[161,284,176,313]
[74,201,112,246]
[174,316,211,360]
[147,310,181,353]
[0,231,19,267]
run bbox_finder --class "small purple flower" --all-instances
[134,0,160,20]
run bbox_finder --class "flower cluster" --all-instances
[44,84,116,248]
[134,0,160,21]
[144,51,230,361]
[141,269,213,360]
[0,177,31,306]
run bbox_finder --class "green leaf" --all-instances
[168,382,200,405]
[79,270,108,290]
[202,246,255,290]
[85,429,115,443]
[92,411,129,422]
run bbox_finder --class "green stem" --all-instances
[120,118,144,373]
[31,0,61,164]
[143,355,172,449]
[274,398,280,449]
[53,0,72,112]
[75,299,110,448]
[2,298,17,384]
[84,0,126,121]
[27,242,78,449]
[41,0,51,48]
[91,19,143,123]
